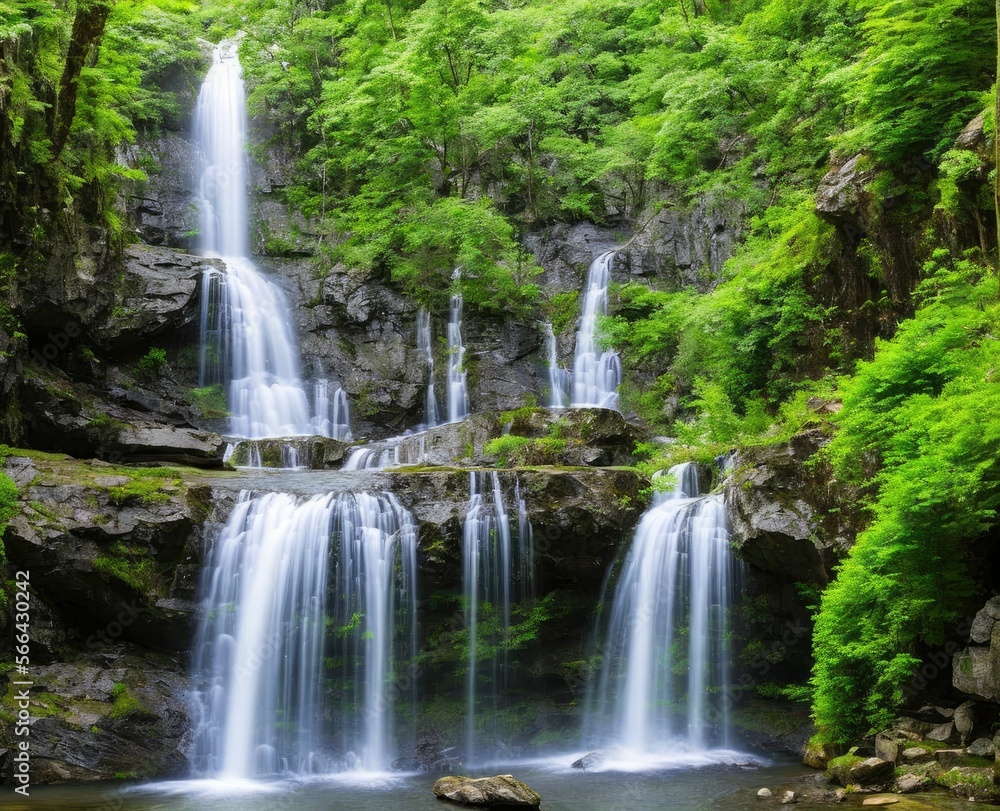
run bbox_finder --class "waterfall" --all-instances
[417,308,441,428]
[586,463,738,754]
[544,322,571,409]
[462,472,535,764]
[312,378,352,441]
[447,294,469,423]
[194,45,350,441]
[571,251,621,409]
[191,490,418,777]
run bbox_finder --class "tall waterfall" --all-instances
[544,322,571,409]
[462,472,535,764]
[572,251,621,409]
[195,46,349,441]
[191,490,418,777]
[417,308,441,428]
[586,463,738,754]
[447,294,469,423]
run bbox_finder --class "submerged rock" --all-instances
[433,774,541,808]
[570,751,604,770]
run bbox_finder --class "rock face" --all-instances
[3,454,211,653]
[815,154,873,229]
[128,132,201,251]
[433,774,541,808]
[24,647,192,783]
[954,598,1000,701]
[726,429,857,584]
[92,245,220,346]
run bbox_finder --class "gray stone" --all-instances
[874,732,900,764]
[953,645,996,700]
[433,774,541,808]
[953,701,976,744]
[815,154,873,227]
[901,747,933,765]
[847,757,894,787]
[571,752,604,771]
[966,737,994,757]
[936,749,970,768]
[895,773,929,793]
[926,721,956,743]
[757,788,773,798]
[780,790,797,804]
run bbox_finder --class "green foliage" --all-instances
[94,541,157,593]
[188,384,229,420]
[833,0,995,163]
[812,257,1000,742]
[135,347,167,379]
[484,434,531,467]
[544,290,581,335]
[109,682,141,720]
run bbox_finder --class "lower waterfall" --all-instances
[191,490,418,778]
[585,462,740,756]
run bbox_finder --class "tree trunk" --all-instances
[51,0,114,162]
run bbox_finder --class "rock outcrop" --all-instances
[433,774,541,808]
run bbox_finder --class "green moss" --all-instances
[484,435,531,467]
[109,683,142,720]
[188,384,229,419]
[545,290,580,335]
[94,541,157,593]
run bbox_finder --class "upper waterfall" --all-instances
[194,46,350,442]
[572,250,621,409]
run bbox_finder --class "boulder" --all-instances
[433,774,541,808]
[570,752,604,771]
[967,737,994,757]
[900,747,934,765]
[94,246,221,345]
[895,773,930,793]
[874,732,900,764]
[815,154,873,229]
[829,756,894,788]
[780,790,797,804]
[726,430,859,585]
[925,722,955,743]
[953,701,975,744]
[935,749,969,769]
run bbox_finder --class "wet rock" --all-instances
[726,430,858,584]
[941,766,1000,802]
[967,737,995,757]
[780,790,797,803]
[757,787,773,798]
[953,701,976,745]
[433,774,541,808]
[20,646,191,783]
[3,454,210,651]
[571,751,604,771]
[925,722,955,743]
[875,732,901,764]
[895,773,929,793]
[94,246,221,346]
[860,798,898,807]
[900,747,934,765]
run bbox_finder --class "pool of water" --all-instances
[5,754,976,811]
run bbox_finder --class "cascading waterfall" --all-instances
[417,307,441,428]
[447,294,469,423]
[544,322,571,409]
[191,490,418,778]
[311,378,352,441]
[195,45,350,441]
[462,472,536,764]
[571,251,621,409]
[585,462,738,755]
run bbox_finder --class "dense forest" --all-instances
[2,0,1000,756]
